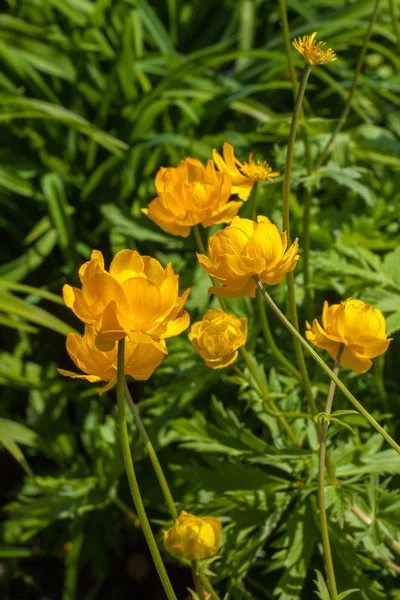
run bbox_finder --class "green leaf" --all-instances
[0,418,37,478]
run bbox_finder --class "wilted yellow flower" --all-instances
[189,308,247,369]
[163,511,222,561]
[213,142,279,200]
[197,216,299,298]
[292,32,336,66]
[142,157,242,237]
[306,298,391,374]
[58,325,165,394]
[63,250,190,351]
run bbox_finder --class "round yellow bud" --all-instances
[189,308,247,369]
[163,511,222,561]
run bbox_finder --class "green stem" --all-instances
[280,61,318,419]
[249,182,257,221]
[256,290,301,380]
[282,63,311,239]
[198,570,221,600]
[318,344,343,600]
[124,381,178,519]
[389,0,400,53]
[279,0,315,318]
[240,346,300,448]
[314,0,381,171]
[124,382,221,600]
[116,340,178,600]
[194,224,207,255]
[253,278,400,454]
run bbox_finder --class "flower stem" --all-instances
[318,344,344,600]
[124,381,177,519]
[124,381,221,600]
[282,63,311,239]
[256,289,301,380]
[198,569,221,600]
[194,224,207,255]
[253,278,400,454]
[314,0,381,171]
[240,346,300,448]
[116,340,178,600]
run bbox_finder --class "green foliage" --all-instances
[1,0,400,599]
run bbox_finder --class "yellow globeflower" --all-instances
[213,142,279,200]
[63,250,190,351]
[189,308,247,369]
[306,298,391,374]
[197,216,299,298]
[58,325,166,394]
[141,157,242,237]
[292,32,336,66]
[163,511,222,561]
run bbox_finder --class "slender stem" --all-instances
[240,346,300,448]
[124,381,178,519]
[279,0,314,319]
[191,563,204,599]
[198,570,221,600]
[249,182,257,221]
[254,278,400,454]
[282,63,311,239]
[389,0,400,53]
[314,0,381,171]
[194,224,207,255]
[116,340,178,600]
[256,289,301,380]
[318,344,343,600]
[124,382,221,600]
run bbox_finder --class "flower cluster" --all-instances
[189,308,247,369]
[163,511,222,561]
[306,299,391,373]
[142,143,278,237]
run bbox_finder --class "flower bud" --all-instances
[189,308,247,369]
[306,298,391,373]
[197,215,299,298]
[163,511,222,561]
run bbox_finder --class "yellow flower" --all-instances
[306,298,391,374]
[189,308,247,369]
[63,250,190,351]
[213,142,280,200]
[58,325,165,394]
[292,32,336,66]
[197,216,299,298]
[163,511,222,561]
[141,157,242,237]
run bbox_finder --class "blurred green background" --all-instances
[1,0,400,598]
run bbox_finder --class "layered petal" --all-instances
[142,156,238,237]
[306,298,391,374]
[163,511,222,561]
